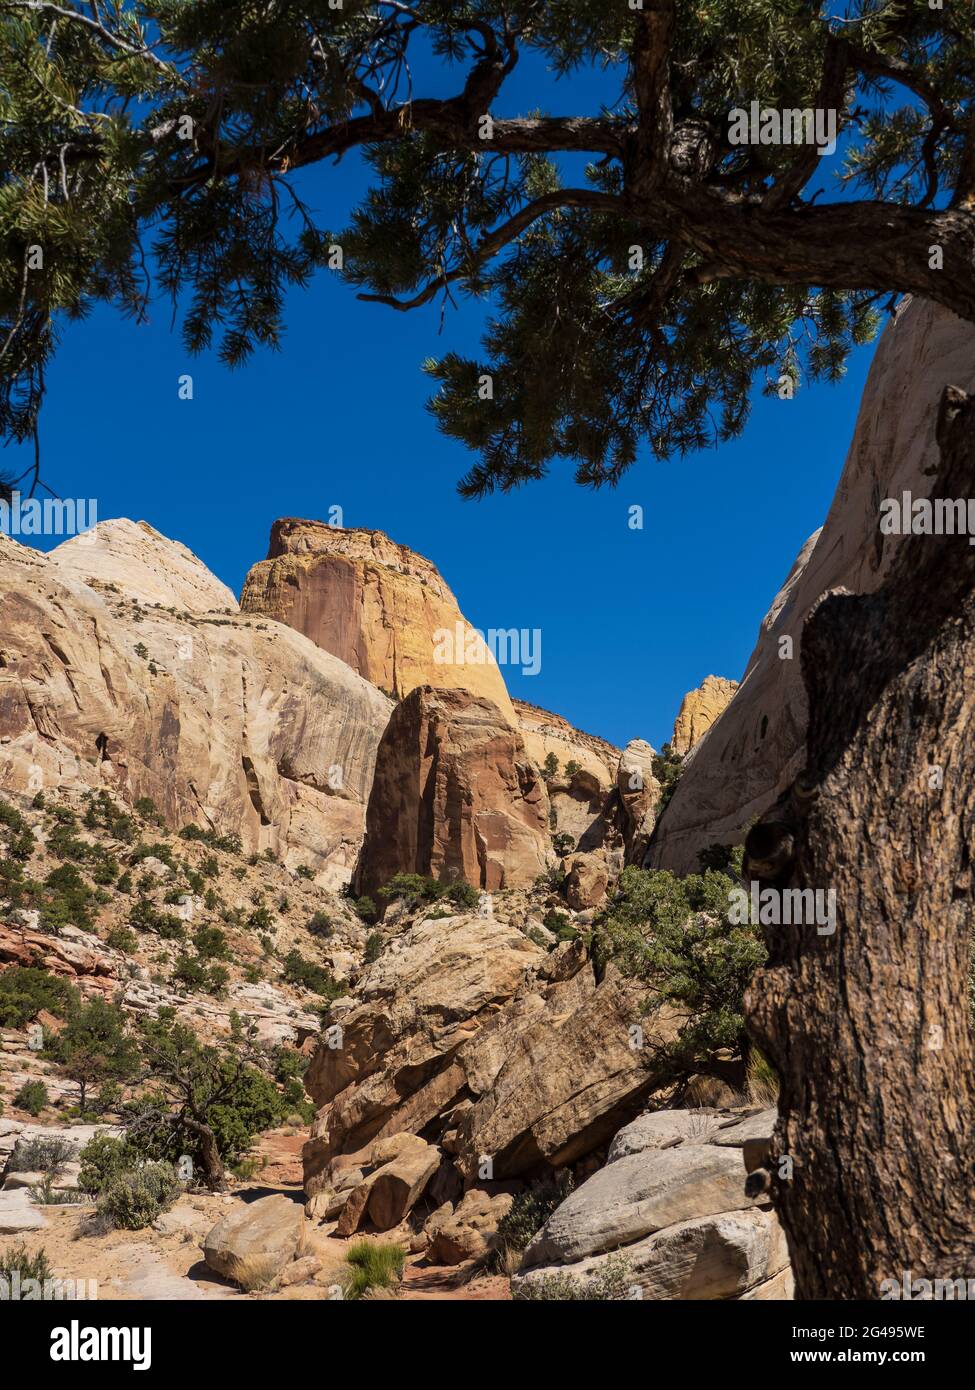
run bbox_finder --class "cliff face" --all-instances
[670,676,738,757]
[354,685,552,897]
[240,519,516,721]
[651,297,975,873]
[0,521,392,886]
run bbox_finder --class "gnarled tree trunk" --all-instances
[744,384,975,1300]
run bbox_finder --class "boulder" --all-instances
[0,1188,47,1233]
[427,1186,518,1265]
[240,519,515,718]
[334,1134,440,1236]
[514,1208,787,1301]
[520,1144,761,1267]
[354,685,552,897]
[562,853,609,911]
[203,1194,305,1285]
[652,298,975,873]
[607,1109,725,1161]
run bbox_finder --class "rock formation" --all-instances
[651,297,975,873]
[353,685,552,897]
[513,1107,792,1300]
[0,522,392,884]
[669,676,738,756]
[241,519,515,719]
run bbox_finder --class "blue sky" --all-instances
[7,42,879,750]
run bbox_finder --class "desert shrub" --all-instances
[13,1080,49,1115]
[247,906,274,930]
[552,832,575,857]
[0,1243,52,1286]
[0,967,79,1027]
[542,910,577,942]
[495,1173,574,1255]
[295,865,314,881]
[134,797,163,826]
[192,925,230,960]
[130,841,176,869]
[512,1254,634,1301]
[307,911,332,938]
[747,1049,779,1106]
[281,950,345,1000]
[0,798,27,832]
[591,865,766,1088]
[97,1161,180,1230]
[344,1241,406,1299]
[363,932,384,965]
[353,895,377,923]
[698,843,745,876]
[41,862,97,932]
[378,872,478,913]
[78,1135,142,1195]
[652,742,683,812]
[106,925,136,953]
[8,1135,72,1174]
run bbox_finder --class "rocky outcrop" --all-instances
[302,914,674,1211]
[0,523,392,885]
[354,686,552,897]
[333,1134,440,1235]
[241,520,515,719]
[513,1106,792,1300]
[651,298,975,873]
[302,911,544,1206]
[616,739,661,863]
[670,676,738,756]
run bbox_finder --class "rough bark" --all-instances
[744,384,975,1299]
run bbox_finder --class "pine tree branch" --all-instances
[356,189,623,311]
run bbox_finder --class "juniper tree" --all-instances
[4,0,975,1297]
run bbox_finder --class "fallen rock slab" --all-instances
[204,1194,305,1286]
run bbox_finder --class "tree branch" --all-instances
[357,189,622,311]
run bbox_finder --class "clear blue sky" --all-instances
[8,45,878,750]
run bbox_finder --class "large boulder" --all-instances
[354,685,552,897]
[520,1144,762,1266]
[240,519,515,718]
[651,297,975,873]
[512,1106,791,1301]
[427,1185,518,1265]
[0,521,392,884]
[204,1194,305,1285]
[334,1134,440,1235]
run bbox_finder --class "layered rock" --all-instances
[0,523,392,884]
[354,686,552,897]
[241,519,515,719]
[651,297,975,873]
[303,914,676,1212]
[670,676,738,756]
[513,1106,792,1300]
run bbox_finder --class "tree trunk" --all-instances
[183,1117,227,1191]
[744,383,975,1299]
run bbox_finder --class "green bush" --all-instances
[495,1173,573,1255]
[106,925,136,953]
[377,872,478,913]
[512,1253,634,1301]
[363,932,384,965]
[78,1134,142,1196]
[13,1080,49,1115]
[307,911,332,938]
[344,1241,406,1299]
[0,967,79,1027]
[0,1243,52,1287]
[281,950,345,1000]
[97,1161,180,1230]
[8,1135,72,1174]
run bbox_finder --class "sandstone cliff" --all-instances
[0,522,392,885]
[240,519,515,720]
[651,297,975,873]
[670,676,738,756]
[354,685,552,897]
